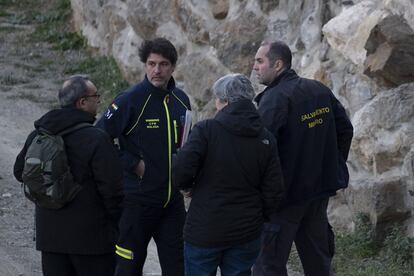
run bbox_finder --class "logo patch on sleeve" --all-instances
[105,109,113,119]
[105,103,120,119]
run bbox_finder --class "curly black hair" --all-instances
[139,37,178,65]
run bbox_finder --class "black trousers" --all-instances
[253,198,335,276]
[114,198,186,276]
[41,251,115,276]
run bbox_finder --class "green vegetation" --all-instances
[0,0,80,49]
[35,0,130,104]
[288,213,414,275]
[1,0,128,107]
[337,213,379,259]
[0,9,10,17]
[0,0,41,25]
[64,56,129,109]
[0,0,14,7]
[333,214,413,275]
[1,0,83,50]
[30,0,85,50]
[383,226,414,266]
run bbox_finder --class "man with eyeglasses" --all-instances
[13,75,124,276]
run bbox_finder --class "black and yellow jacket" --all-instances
[97,75,191,207]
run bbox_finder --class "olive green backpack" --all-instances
[22,123,92,209]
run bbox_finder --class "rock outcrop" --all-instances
[70,0,414,237]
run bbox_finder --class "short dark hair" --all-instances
[262,40,292,69]
[139,38,178,66]
[58,75,90,107]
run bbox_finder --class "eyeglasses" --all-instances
[83,93,101,99]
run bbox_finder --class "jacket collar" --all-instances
[143,75,177,98]
[34,107,95,134]
[255,69,298,104]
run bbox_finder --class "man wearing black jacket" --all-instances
[97,38,191,276]
[13,76,123,276]
[173,74,285,276]
[252,41,353,276]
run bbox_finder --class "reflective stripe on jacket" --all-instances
[97,76,191,207]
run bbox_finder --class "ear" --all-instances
[75,97,86,110]
[273,60,284,72]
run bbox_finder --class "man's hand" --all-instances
[134,160,145,178]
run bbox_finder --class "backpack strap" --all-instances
[58,123,93,136]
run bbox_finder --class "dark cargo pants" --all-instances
[253,198,334,276]
[114,198,186,276]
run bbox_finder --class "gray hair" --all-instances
[58,75,90,107]
[212,74,255,104]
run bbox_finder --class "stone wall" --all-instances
[70,0,414,237]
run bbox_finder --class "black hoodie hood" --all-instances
[34,107,95,134]
[215,99,263,137]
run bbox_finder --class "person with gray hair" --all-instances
[58,75,99,110]
[173,73,285,276]
[213,73,256,104]
[14,75,123,276]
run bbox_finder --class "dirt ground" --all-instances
[0,10,64,276]
[0,4,162,276]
